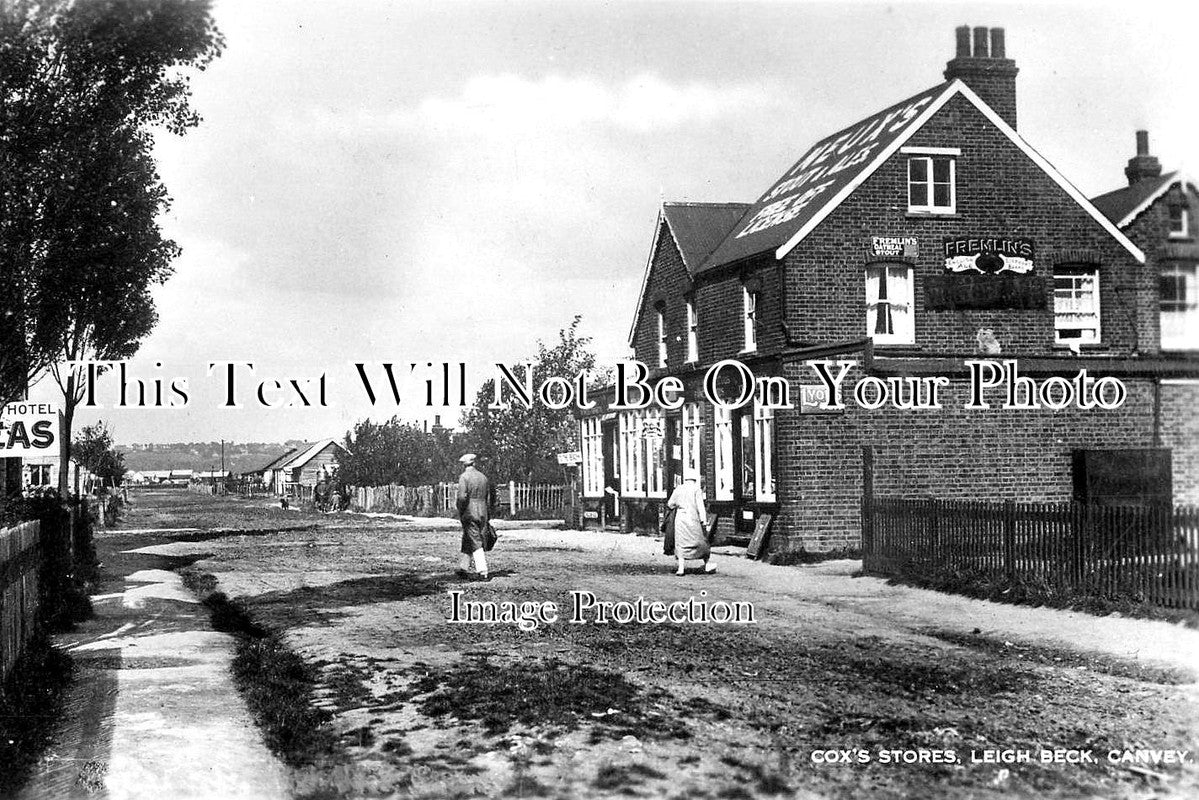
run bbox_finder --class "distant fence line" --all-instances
[187,480,271,498]
[352,481,569,517]
[0,520,41,684]
[863,497,1199,611]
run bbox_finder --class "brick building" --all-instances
[577,26,1199,556]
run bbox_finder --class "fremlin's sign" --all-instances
[0,402,58,455]
[944,237,1035,274]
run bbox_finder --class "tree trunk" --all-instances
[57,372,76,495]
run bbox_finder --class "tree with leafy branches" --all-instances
[0,0,223,491]
[459,316,604,483]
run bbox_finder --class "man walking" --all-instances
[455,453,490,580]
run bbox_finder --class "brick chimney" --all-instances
[1124,130,1163,186]
[944,25,1019,128]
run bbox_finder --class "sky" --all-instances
[36,0,1198,445]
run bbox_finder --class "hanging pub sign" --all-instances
[871,236,919,258]
[943,237,1035,274]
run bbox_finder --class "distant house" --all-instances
[23,453,94,494]
[244,447,299,487]
[193,470,231,485]
[272,439,347,496]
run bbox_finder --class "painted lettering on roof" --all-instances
[703,84,947,270]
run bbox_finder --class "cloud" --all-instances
[306,73,774,137]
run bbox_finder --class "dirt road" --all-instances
[122,489,1199,799]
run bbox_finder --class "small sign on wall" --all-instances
[925,274,1046,310]
[798,384,841,414]
[872,236,919,258]
[640,418,664,440]
[943,237,1035,274]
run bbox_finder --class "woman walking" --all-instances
[666,475,715,575]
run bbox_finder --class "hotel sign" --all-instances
[943,237,1035,274]
[0,402,58,455]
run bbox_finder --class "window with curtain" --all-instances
[686,297,698,362]
[1054,266,1101,344]
[1161,264,1198,351]
[865,264,914,344]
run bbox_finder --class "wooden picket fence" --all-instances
[352,481,568,518]
[0,521,41,684]
[863,497,1199,610]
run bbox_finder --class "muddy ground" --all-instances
[116,489,1199,800]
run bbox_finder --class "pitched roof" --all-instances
[698,80,1143,271]
[661,202,751,272]
[277,438,344,472]
[251,447,299,474]
[1090,171,1193,228]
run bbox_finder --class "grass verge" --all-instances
[180,569,340,768]
[860,564,1199,627]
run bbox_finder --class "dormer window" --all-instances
[903,147,958,214]
[1169,205,1190,239]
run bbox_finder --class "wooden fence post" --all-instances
[508,480,517,515]
[1003,499,1016,584]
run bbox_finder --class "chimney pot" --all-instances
[972,26,990,58]
[990,28,1006,58]
[1136,130,1150,156]
[955,25,971,58]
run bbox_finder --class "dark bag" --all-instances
[661,506,676,556]
[483,522,499,552]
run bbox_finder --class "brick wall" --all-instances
[772,359,1161,553]
[782,94,1145,357]
[1121,182,1199,355]
[630,219,693,368]
[1161,381,1199,505]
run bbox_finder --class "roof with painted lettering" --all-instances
[699,82,951,271]
[1091,171,1196,228]
[698,79,1144,272]
[661,202,751,273]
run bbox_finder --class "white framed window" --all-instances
[682,402,703,481]
[580,417,604,497]
[685,297,698,363]
[1161,264,1199,351]
[26,464,51,487]
[644,407,666,498]
[656,306,668,367]
[753,402,776,503]
[1054,266,1102,345]
[713,405,734,501]
[865,264,915,345]
[618,411,640,497]
[907,155,955,214]
[618,409,667,498]
[742,285,757,352]
[1169,206,1190,239]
